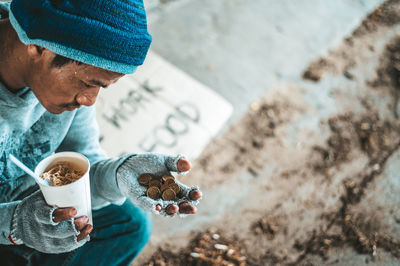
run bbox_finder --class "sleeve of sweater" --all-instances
[0,201,20,245]
[0,105,126,244]
[56,105,129,210]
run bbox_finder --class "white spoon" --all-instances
[9,154,49,186]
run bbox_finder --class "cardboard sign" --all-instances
[96,51,232,159]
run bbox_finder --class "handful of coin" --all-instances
[138,173,184,201]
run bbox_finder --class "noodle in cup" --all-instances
[34,152,93,225]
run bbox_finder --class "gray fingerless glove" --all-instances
[9,190,88,254]
[116,153,200,217]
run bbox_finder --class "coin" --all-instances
[162,188,176,201]
[149,180,161,188]
[138,173,152,185]
[162,175,175,182]
[150,175,161,181]
[169,183,181,194]
[146,187,161,200]
[165,179,175,185]
[160,183,170,192]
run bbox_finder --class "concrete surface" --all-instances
[145,0,384,125]
[131,0,400,265]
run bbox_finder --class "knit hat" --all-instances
[9,0,152,74]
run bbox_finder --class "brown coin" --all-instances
[162,175,175,182]
[138,173,153,186]
[162,188,176,201]
[149,180,161,188]
[165,179,175,185]
[150,175,161,181]
[169,183,181,194]
[146,187,161,200]
[160,183,170,192]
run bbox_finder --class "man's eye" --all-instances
[83,82,94,88]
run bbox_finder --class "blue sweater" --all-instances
[0,79,129,244]
[0,2,126,245]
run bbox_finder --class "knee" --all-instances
[110,206,152,259]
[70,205,153,265]
[96,202,153,251]
[130,209,153,247]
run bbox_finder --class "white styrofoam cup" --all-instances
[34,152,93,225]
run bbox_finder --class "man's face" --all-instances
[28,51,124,114]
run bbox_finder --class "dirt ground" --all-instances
[136,0,400,265]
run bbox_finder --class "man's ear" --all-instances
[26,45,55,65]
[26,44,44,58]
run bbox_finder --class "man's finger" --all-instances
[155,204,162,212]
[179,202,197,214]
[189,189,202,200]
[165,204,179,215]
[177,158,191,172]
[165,155,190,173]
[52,207,77,222]
[77,224,93,242]
[74,216,89,231]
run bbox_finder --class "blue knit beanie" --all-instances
[9,0,152,74]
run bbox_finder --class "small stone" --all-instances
[281,171,289,178]
[227,249,235,255]
[214,244,228,250]
[268,121,276,129]
[361,122,370,130]
[252,139,263,148]
[190,252,200,258]
[372,164,380,171]
[267,109,275,117]
[281,248,288,256]
[250,103,260,111]
[303,69,322,81]
[343,70,354,80]
[212,234,220,240]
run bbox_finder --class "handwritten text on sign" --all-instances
[96,51,232,159]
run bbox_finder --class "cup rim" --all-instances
[35,152,90,188]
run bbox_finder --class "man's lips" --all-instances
[59,104,80,111]
[60,101,81,111]
[64,105,79,111]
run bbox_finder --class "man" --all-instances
[0,0,202,265]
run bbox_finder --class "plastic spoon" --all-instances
[9,154,49,186]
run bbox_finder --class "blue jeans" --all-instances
[0,200,152,266]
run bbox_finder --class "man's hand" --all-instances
[154,158,202,215]
[116,154,203,217]
[10,190,90,253]
[53,207,93,241]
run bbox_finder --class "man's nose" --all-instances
[76,88,100,106]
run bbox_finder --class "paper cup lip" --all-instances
[35,152,90,188]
